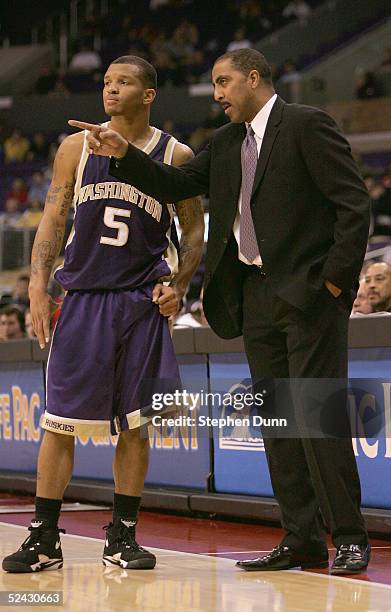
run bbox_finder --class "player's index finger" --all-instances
[68,120,101,131]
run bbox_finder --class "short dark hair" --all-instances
[111,55,157,90]
[0,306,25,332]
[215,49,273,85]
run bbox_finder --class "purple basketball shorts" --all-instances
[41,284,180,436]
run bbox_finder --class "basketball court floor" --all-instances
[1,495,391,611]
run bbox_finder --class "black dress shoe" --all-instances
[236,545,329,572]
[330,544,371,575]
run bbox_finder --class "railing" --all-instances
[0,227,36,271]
[9,0,114,69]
[0,223,72,271]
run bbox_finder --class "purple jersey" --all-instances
[55,127,178,290]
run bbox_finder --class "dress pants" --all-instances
[242,268,368,549]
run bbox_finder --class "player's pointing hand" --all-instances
[68,120,128,159]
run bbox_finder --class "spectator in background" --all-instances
[161,119,182,142]
[351,279,373,315]
[35,66,57,94]
[0,198,22,226]
[5,178,28,208]
[28,171,50,203]
[279,60,302,103]
[364,262,391,312]
[16,199,44,228]
[24,308,35,339]
[166,24,196,62]
[183,49,209,84]
[379,47,391,71]
[238,1,272,41]
[49,75,71,98]
[69,44,102,73]
[226,27,251,52]
[0,306,25,340]
[12,275,30,311]
[3,129,30,163]
[282,0,311,23]
[355,71,383,100]
[27,132,50,161]
[153,50,183,86]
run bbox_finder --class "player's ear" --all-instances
[143,88,156,105]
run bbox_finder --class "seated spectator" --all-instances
[5,178,28,208]
[24,308,35,339]
[183,50,209,84]
[12,275,29,311]
[282,0,311,23]
[16,199,44,228]
[49,76,71,97]
[3,129,30,163]
[166,24,196,61]
[355,71,383,100]
[28,171,50,203]
[238,1,272,41]
[161,119,183,142]
[364,262,391,312]
[226,27,251,52]
[0,198,23,226]
[69,45,102,73]
[279,60,301,84]
[0,306,25,340]
[27,132,50,161]
[154,51,183,86]
[378,47,391,71]
[351,279,373,315]
[35,66,57,94]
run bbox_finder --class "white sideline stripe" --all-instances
[201,546,391,554]
[1,521,391,590]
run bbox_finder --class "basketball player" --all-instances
[2,56,204,573]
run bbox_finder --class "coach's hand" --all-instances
[29,289,58,349]
[152,284,181,318]
[68,120,128,158]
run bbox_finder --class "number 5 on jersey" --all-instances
[100,206,131,247]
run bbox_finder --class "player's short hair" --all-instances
[215,49,273,85]
[0,306,25,332]
[111,55,157,90]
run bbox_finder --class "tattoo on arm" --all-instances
[60,181,74,217]
[171,198,204,291]
[46,185,61,205]
[31,240,57,275]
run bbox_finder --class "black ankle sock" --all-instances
[113,493,141,523]
[35,496,62,528]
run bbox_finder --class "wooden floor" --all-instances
[1,522,391,612]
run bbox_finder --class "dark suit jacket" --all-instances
[110,96,370,339]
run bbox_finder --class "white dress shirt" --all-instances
[233,93,277,266]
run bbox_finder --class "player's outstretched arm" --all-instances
[29,134,82,348]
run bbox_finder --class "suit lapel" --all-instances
[251,96,284,196]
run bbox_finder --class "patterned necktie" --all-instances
[240,125,260,263]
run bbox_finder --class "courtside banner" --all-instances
[0,363,44,472]
[209,354,274,497]
[0,356,211,490]
[210,350,391,509]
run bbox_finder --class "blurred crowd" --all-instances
[34,0,319,95]
[355,47,391,101]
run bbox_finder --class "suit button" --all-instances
[223,237,228,244]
